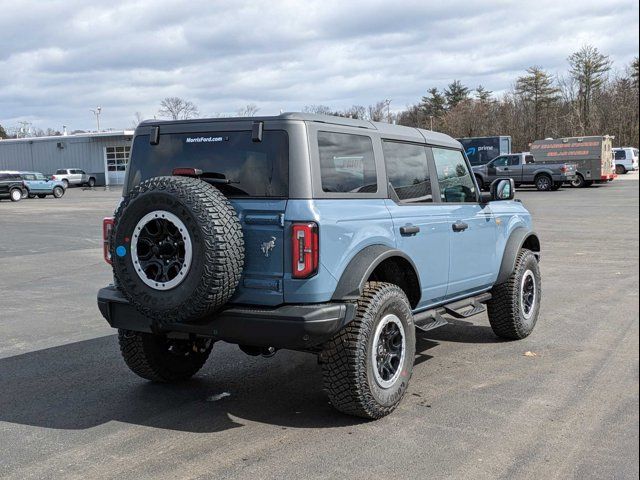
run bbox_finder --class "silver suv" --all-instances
[52,168,96,188]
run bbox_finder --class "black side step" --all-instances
[442,292,492,319]
[413,292,492,331]
[414,308,448,332]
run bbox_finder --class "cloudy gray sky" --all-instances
[1,0,638,131]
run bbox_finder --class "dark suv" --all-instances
[0,172,26,202]
[98,113,542,419]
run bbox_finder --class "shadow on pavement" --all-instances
[421,318,503,344]
[0,319,501,433]
[0,335,363,433]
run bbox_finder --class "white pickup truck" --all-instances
[52,168,96,188]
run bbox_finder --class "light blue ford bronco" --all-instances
[98,113,542,419]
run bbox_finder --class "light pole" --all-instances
[90,107,102,131]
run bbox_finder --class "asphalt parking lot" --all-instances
[1,177,638,480]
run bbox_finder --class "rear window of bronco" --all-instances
[125,130,289,197]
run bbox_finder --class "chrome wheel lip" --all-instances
[520,270,537,320]
[371,313,406,389]
[131,210,193,291]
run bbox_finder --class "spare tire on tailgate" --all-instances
[110,176,244,324]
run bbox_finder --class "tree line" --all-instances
[307,46,639,151]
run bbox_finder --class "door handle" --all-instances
[400,225,420,236]
[452,221,469,232]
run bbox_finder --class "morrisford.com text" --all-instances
[185,137,225,143]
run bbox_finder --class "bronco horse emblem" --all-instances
[261,236,277,257]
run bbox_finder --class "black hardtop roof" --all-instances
[139,112,461,149]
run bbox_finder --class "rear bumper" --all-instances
[97,286,356,349]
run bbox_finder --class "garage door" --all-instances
[105,145,131,185]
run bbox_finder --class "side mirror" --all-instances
[490,178,515,201]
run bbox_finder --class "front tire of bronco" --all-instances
[320,282,416,419]
[487,249,541,340]
[118,329,213,382]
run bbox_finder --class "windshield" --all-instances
[125,130,289,197]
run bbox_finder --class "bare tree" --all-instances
[130,111,145,129]
[344,105,367,119]
[302,104,336,115]
[236,104,260,117]
[158,97,200,120]
[368,101,388,122]
[567,45,612,132]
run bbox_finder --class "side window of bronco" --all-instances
[432,148,477,203]
[382,141,432,202]
[318,131,377,193]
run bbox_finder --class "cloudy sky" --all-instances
[1,0,638,131]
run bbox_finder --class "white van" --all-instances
[613,148,639,174]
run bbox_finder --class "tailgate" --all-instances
[229,199,287,306]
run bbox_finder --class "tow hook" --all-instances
[239,345,278,357]
[261,346,277,358]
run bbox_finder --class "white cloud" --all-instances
[0,0,638,130]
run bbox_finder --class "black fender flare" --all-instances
[496,228,541,285]
[331,244,420,302]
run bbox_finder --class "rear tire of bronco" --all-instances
[320,282,415,419]
[487,249,541,340]
[118,329,213,382]
[111,176,244,324]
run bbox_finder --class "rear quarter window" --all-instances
[318,131,377,193]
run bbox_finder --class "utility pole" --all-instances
[17,121,31,138]
[90,107,102,131]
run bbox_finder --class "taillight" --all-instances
[103,217,115,265]
[291,222,319,279]
[560,166,568,173]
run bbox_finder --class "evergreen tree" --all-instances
[515,66,560,139]
[474,85,493,102]
[444,80,470,108]
[420,88,447,119]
